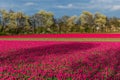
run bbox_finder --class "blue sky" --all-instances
[0,0,120,18]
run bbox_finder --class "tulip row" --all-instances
[0,34,120,38]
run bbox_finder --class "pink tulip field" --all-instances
[0,39,120,80]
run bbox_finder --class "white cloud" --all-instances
[56,4,75,9]
[91,0,118,3]
[55,0,120,12]
[90,0,120,11]
[24,2,35,6]
[111,5,120,11]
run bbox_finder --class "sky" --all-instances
[0,0,120,18]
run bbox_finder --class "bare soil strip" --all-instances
[0,38,120,42]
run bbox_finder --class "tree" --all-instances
[6,10,17,34]
[29,10,54,33]
[56,15,70,33]
[29,15,38,33]
[80,11,94,32]
[37,10,54,33]
[94,12,107,32]
[15,12,31,34]
[0,12,2,31]
[66,15,77,32]
[0,9,9,32]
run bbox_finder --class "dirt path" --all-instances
[0,38,120,42]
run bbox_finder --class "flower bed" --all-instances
[1,41,120,79]
[0,33,120,38]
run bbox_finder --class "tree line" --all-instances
[0,9,120,35]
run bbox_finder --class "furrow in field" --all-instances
[0,38,120,42]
